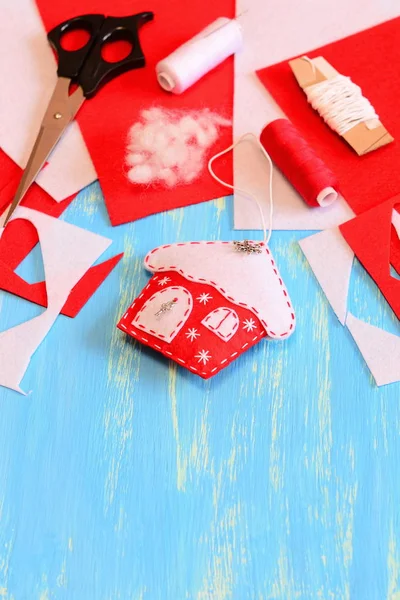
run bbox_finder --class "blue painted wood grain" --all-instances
[0,182,400,599]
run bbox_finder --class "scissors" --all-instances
[4,11,154,226]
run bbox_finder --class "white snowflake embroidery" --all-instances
[158,276,171,286]
[186,328,200,342]
[197,292,212,305]
[243,318,257,332]
[195,349,212,365]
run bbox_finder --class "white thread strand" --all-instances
[305,75,379,136]
[208,133,274,243]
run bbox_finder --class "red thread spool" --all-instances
[260,118,339,207]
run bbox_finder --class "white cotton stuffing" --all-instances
[127,164,154,184]
[126,152,146,166]
[125,108,231,187]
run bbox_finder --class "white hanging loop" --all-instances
[208,133,274,244]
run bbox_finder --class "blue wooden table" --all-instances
[1,182,399,599]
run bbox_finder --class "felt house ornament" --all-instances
[118,241,296,378]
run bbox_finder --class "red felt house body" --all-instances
[118,271,266,378]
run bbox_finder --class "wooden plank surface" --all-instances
[0,183,400,599]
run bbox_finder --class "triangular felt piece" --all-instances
[346,312,400,386]
[299,228,353,324]
[340,196,400,320]
[36,0,234,226]
[61,253,123,317]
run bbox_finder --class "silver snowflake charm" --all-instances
[233,240,262,254]
[155,298,177,317]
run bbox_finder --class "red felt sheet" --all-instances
[35,0,234,226]
[0,150,123,316]
[257,17,400,218]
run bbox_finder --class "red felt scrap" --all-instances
[340,196,400,320]
[257,17,400,218]
[36,0,234,226]
[118,271,266,379]
[0,150,123,316]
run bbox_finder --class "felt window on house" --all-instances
[132,286,192,343]
[201,307,239,342]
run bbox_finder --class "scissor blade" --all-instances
[3,78,85,226]
[4,126,59,225]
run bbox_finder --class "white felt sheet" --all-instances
[0,207,111,394]
[234,0,400,230]
[0,0,96,201]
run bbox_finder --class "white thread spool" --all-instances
[156,17,242,94]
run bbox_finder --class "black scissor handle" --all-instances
[47,14,106,80]
[77,12,154,98]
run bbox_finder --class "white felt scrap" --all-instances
[346,313,400,387]
[126,108,231,187]
[299,228,354,325]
